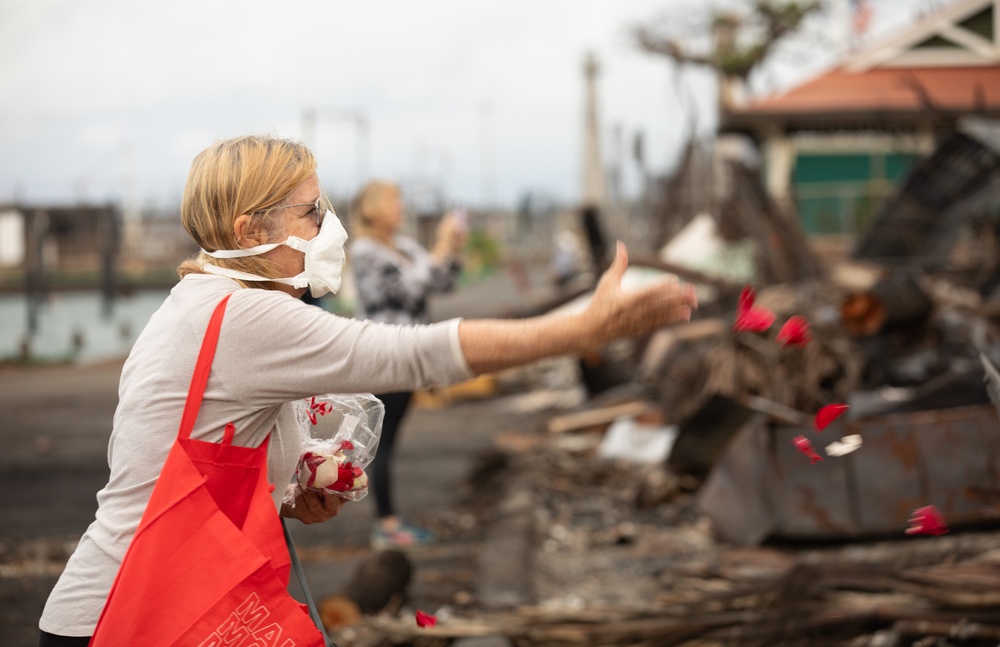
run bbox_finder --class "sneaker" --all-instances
[371,520,437,550]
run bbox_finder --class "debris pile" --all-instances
[328,121,1000,645]
[336,417,1000,646]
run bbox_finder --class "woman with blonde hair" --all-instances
[38,135,696,646]
[348,180,466,548]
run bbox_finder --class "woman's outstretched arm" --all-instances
[458,242,697,375]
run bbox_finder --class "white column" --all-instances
[762,128,795,209]
[581,52,608,207]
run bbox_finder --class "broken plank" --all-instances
[737,394,811,427]
[547,400,658,434]
[894,618,1000,640]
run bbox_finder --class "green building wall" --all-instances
[792,152,917,235]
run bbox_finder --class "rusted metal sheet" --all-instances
[911,406,999,519]
[771,424,857,537]
[694,415,778,547]
[698,404,1000,545]
[850,420,925,533]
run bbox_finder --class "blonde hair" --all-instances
[349,180,399,240]
[176,135,317,289]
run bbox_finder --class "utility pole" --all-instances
[25,209,48,337]
[633,129,651,246]
[99,205,119,319]
[480,100,496,211]
[610,123,623,206]
[581,51,608,208]
[121,138,141,276]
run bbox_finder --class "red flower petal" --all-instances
[776,315,811,347]
[416,610,437,628]
[732,286,776,333]
[328,463,356,491]
[792,434,824,464]
[814,404,849,432]
[302,452,324,488]
[733,306,776,333]
[738,285,755,315]
[906,505,949,536]
[339,439,355,451]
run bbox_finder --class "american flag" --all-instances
[851,0,874,36]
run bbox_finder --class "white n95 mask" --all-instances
[199,209,348,298]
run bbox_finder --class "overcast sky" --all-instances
[0,0,931,210]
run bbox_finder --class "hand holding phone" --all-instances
[453,208,468,232]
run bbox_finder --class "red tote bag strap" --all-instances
[178,294,233,441]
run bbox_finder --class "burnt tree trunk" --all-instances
[319,549,413,629]
[841,272,934,337]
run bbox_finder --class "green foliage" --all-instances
[462,230,503,280]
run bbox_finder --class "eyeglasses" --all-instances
[257,198,325,228]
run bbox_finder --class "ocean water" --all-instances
[0,290,170,365]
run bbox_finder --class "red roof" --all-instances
[732,66,1000,116]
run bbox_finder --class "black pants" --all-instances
[39,631,91,647]
[370,391,413,519]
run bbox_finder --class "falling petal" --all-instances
[814,404,849,431]
[733,285,776,333]
[906,505,949,536]
[738,285,755,315]
[416,610,438,628]
[792,434,824,464]
[825,434,863,457]
[777,316,811,347]
[733,306,776,333]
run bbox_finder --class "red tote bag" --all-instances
[90,294,324,646]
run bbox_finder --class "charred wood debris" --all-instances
[333,131,1000,647]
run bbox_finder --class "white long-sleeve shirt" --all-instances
[40,274,473,636]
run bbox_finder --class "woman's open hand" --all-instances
[456,241,696,375]
[581,241,697,347]
[281,490,346,524]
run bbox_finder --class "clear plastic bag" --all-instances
[284,393,384,505]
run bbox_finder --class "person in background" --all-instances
[348,180,467,548]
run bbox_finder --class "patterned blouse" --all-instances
[349,235,461,325]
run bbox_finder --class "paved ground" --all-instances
[0,264,566,645]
